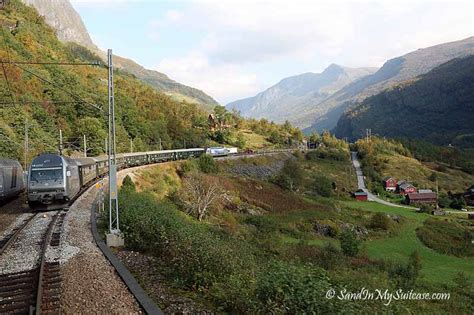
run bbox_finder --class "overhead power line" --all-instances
[0,60,103,67]
[7,62,104,113]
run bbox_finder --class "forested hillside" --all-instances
[0,0,301,162]
[335,56,474,146]
[21,0,219,109]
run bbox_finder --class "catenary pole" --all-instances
[108,49,120,234]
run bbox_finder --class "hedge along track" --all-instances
[0,210,66,314]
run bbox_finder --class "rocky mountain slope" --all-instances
[226,64,376,126]
[334,56,474,146]
[22,0,218,109]
[304,36,474,132]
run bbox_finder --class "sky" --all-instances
[70,0,473,104]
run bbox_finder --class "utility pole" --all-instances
[59,129,63,155]
[106,49,122,246]
[24,118,28,170]
[130,138,133,153]
[159,137,162,151]
[83,134,87,157]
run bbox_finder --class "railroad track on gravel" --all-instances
[0,210,66,314]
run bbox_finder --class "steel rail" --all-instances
[35,210,61,315]
[0,213,39,256]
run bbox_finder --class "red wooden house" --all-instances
[397,181,417,195]
[382,176,397,192]
[354,189,368,201]
[406,192,437,205]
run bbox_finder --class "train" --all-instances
[25,147,237,210]
[0,159,25,202]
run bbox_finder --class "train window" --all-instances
[11,167,17,188]
[30,168,63,182]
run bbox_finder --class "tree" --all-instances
[312,174,332,197]
[274,159,304,191]
[339,229,360,257]
[198,154,219,174]
[179,173,222,221]
[121,175,136,192]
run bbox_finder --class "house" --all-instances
[463,185,474,206]
[382,176,397,192]
[405,192,437,205]
[397,181,417,195]
[354,189,368,201]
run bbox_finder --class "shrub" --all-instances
[416,218,473,257]
[245,216,280,234]
[311,174,333,197]
[118,190,256,292]
[121,175,136,192]
[369,213,392,230]
[177,160,197,177]
[198,154,219,173]
[428,172,438,182]
[306,148,347,161]
[418,204,433,214]
[388,251,421,289]
[340,229,361,257]
[255,261,351,313]
[316,242,345,270]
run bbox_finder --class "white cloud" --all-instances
[71,0,472,104]
[156,53,263,104]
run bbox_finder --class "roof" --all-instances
[0,158,22,168]
[382,176,396,181]
[418,189,433,193]
[407,192,437,200]
[399,182,415,190]
[354,189,368,196]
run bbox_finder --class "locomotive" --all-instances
[0,159,25,202]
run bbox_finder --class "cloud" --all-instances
[77,0,472,104]
[155,53,263,104]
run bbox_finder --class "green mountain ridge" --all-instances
[334,56,474,147]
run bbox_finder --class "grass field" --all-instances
[343,201,474,285]
[237,130,272,149]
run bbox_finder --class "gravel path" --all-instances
[59,184,142,314]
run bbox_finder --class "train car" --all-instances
[28,154,81,210]
[206,147,230,157]
[123,152,148,167]
[0,159,25,201]
[92,155,109,177]
[147,150,176,163]
[74,157,97,187]
[174,148,205,160]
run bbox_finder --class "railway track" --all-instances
[0,210,66,314]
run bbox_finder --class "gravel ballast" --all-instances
[59,185,142,314]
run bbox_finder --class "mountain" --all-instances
[226,64,376,126]
[334,56,474,147]
[304,37,474,132]
[22,0,218,109]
